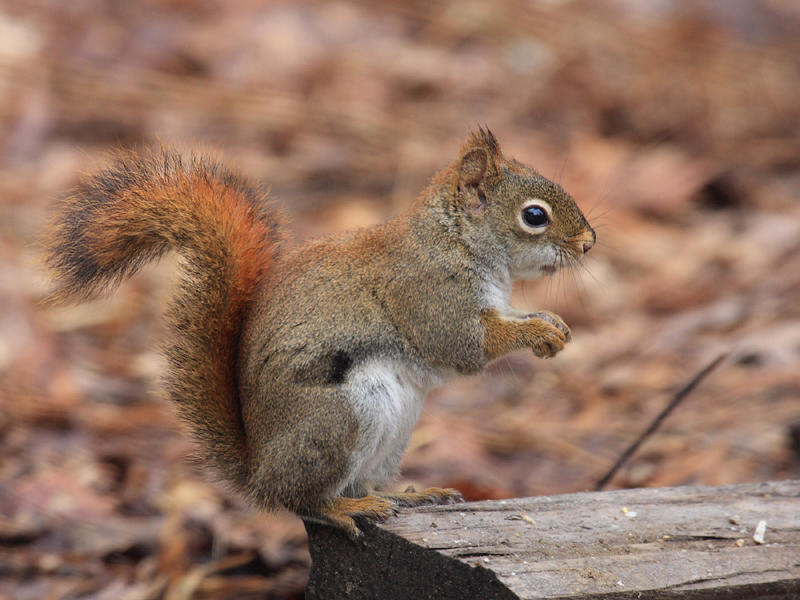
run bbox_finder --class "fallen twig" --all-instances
[595,352,729,490]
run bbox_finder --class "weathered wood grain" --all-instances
[305,480,800,599]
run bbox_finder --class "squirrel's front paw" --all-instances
[522,316,569,358]
[524,310,571,343]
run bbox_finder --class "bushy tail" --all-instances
[44,148,282,491]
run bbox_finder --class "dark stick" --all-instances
[595,352,729,491]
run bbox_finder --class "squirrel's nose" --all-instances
[581,229,596,254]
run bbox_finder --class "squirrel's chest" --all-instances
[344,359,440,486]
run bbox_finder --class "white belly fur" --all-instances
[342,358,441,492]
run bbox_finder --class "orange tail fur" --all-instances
[44,149,283,492]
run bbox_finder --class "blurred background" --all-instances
[1,1,799,598]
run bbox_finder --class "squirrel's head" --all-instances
[446,128,595,280]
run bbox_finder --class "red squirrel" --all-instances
[44,129,595,538]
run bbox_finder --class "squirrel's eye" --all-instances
[520,204,550,230]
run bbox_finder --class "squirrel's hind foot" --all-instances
[305,495,400,541]
[302,488,462,540]
[374,486,464,507]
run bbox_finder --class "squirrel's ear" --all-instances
[458,128,500,186]
[459,148,489,186]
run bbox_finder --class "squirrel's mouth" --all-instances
[540,264,557,275]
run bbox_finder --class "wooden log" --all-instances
[305,480,800,599]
